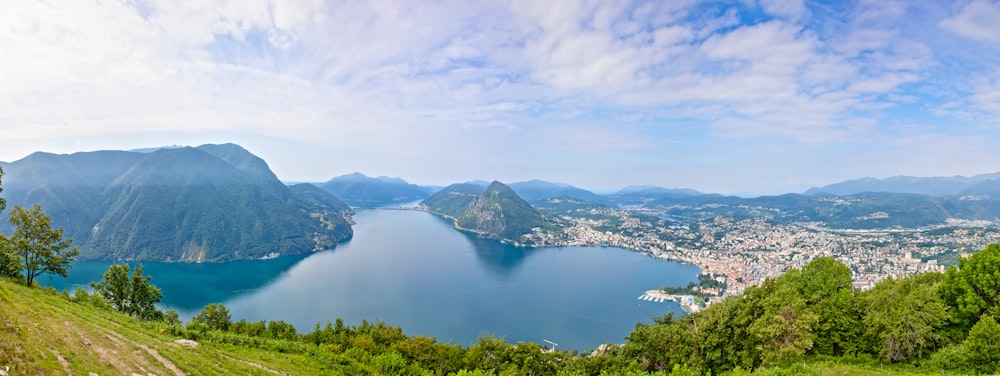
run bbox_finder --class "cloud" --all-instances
[939,0,1000,45]
[1,0,999,192]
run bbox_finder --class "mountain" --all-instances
[612,186,703,198]
[317,172,429,206]
[422,181,546,242]
[419,183,485,217]
[805,172,1000,196]
[0,144,353,261]
[606,185,703,207]
[508,180,601,202]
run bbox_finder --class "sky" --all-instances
[1,0,999,195]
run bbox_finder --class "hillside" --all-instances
[420,183,485,218]
[0,278,332,375]
[316,172,429,206]
[422,181,546,242]
[0,144,353,262]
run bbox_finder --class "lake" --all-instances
[45,208,700,350]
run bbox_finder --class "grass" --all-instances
[0,278,331,375]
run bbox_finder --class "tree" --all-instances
[858,274,949,362]
[191,303,231,331]
[0,165,6,212]
[966,315,1000,374]
[4,204,80,286]
[90,263,163,320]
[0,166,17,280]
[793,257,862,355]
[751,275,818,366]
[941,243,1000,329]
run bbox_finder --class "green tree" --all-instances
[858,274,949,362]
[623,313,700,373]
[191,303,231,331]
[941,243,1000,329]
[90,263,163,320]
[793,257,861,355]
[0,166,15,281]
[966,315,1000,374]
[750,275,817,366]
[0,165,5,212]
[4,204,80,286]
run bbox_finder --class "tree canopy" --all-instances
[3,203,79,286]
[90,263,163,320]
[941,243,1000,329]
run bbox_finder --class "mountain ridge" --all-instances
[0,144,353,262]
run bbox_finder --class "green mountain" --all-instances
[419,183,484,217]
[0,144,352,261]
[317,172,430,206]
[422,181,546,242]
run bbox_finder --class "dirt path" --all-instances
[49,349,72,375]
[104,331,186,376]
[222,354,286,375]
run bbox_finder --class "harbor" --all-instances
[638,290,702,313]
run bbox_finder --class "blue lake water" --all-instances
[45,208,699,350]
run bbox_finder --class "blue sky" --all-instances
[1,0,999,195]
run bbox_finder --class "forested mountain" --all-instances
[0,144,353,261]
[316,172,429,206]
[634,190,1000,229]
[508,179,601,202]
[419,183,485,217]
[606,185,704,206]
[422,181,546,241]
[805,172,1000,196]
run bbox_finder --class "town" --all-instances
[522,200,1000,307]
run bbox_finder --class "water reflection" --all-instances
[464,235,535,277]
[45,253,312,311]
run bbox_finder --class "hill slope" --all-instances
[508,180,600,202]
[422,181,546,242]
[0,278,340,375]
[316,172,429,206]
[0,144,353,261]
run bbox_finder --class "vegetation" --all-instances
[661,273,726,296]
[317,172,430,206]
[0,144,353,261]
[0,203,79,286]
[424,181,550,242]
[89,263,163,320]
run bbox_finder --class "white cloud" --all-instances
[939,0,1000,45]
[1,0,999,192]
[759,0,807,20]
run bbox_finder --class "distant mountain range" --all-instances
[805,172,1000,196]
[316,172,431,206]
[0,144,353,262]
[507,180,601,202]
[421,181,547,242]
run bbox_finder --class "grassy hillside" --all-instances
[0,278,329,375]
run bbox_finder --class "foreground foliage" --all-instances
[0,203,79,286]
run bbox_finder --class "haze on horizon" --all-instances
[2,1,999,196]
